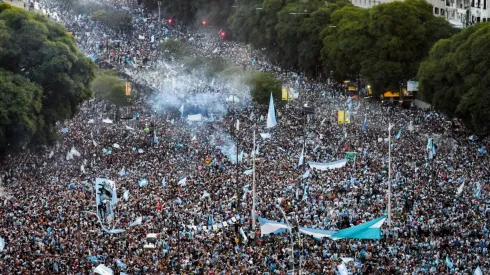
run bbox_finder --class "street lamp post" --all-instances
[157,1,162,24]
[275,200,295,273]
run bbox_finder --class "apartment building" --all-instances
[349,0,489,27]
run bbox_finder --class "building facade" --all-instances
[350,0,489,27]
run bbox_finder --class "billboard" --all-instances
[407,81,419,91]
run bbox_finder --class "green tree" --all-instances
[246,71,282,106]
[0,3,95,149]
[417,23,490,133]
[92,71,134,106]
[321,6,370,81]
[0,70,43,151]
[298,0,351,75]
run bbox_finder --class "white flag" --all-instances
[266,93,277,128]
[236,119,240,131]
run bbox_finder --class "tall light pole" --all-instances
[158,1,162,25]
[252,130,257,231]
[275,199,295,273]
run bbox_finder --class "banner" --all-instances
[338,111,345,124]
[125,82,131,96]
[346,152,356,160]
[282,88,288,100]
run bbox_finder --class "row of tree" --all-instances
[0,3,95,152]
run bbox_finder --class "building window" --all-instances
[484,0,486,9]
[435,7,440,14]
[483,18,487,22]
[472,0,475,7]
[441,9,445,16]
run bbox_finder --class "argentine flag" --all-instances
[302,186,308,201]
[162,177,167,187]
[427,138,436,160]
[362,116,367,132]
[298,144,305,167]
[395,129,402,139]
[445,255,453,269]
[208,215,214,226]
[0,236,5,252]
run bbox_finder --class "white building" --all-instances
[349,0,489,27]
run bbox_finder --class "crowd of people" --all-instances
[0,0,489,274]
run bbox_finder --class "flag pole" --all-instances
[388,123,392,229]
[252,130,256,231]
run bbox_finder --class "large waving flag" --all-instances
[474,266,483,275]
[258,217,290,236]
[94,264,114,275]
[266,93,277,128]
[331,216,387,240]
[298,227,336,239]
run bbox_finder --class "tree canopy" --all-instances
[321,0,455,96]
[417,23,490,134]
[0,3,95,151]
[246,71,282,106]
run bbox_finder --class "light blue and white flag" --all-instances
[178,177,187,187]
[138,178,148,188]
[337,262,349,275]
[266,93,277,128]
[94,264,113,275]
[302,169,310,179]
[474,266,483,275]
[242,184,250,200]
[115,258,127,269]
[243,169,253,175]
[258,217,290,236]
[302,186,308,201]
[87,256,98,263]
[362,116,367,132]
[0,236,5,252]
[298,144,305,167]
[123,190,129,202]
[295,188,299,200]
[239,227,248,243]
[162,177,167,187]
[330,216,387,240]
[395,129,402,139]
[478,146,487,155]
[427,138,436,159]
[474,182,481,199]
[445,255,453,269]
[208,215,214,226]
[130,217,143,227]
[119,167,126,177]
